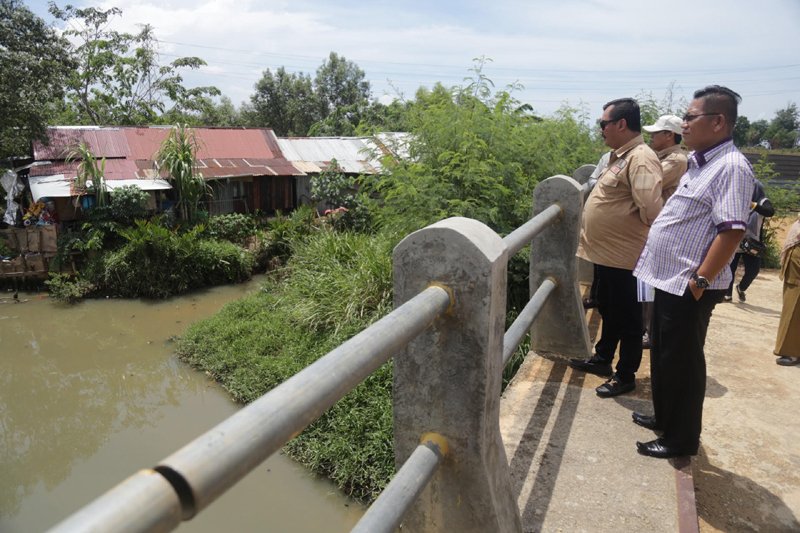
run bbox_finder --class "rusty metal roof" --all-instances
[31,127,304,182]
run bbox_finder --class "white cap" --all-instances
[643,114,683,134]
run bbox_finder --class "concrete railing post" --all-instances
[528,175,592,359]
[572,164,597,285]
[393,217,522,533]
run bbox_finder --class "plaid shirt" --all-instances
[634,138,754,296]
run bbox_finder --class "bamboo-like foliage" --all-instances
[65,141,108,207]
[155,124,210,221]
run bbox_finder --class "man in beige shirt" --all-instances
[643,114,689,201]
[570,97,663,397]
[641,115,689,347]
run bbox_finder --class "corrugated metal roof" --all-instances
[30,127,304,187]
[277,137,384,174]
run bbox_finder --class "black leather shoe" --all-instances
[569,356,612,377]
[632,411,660,430]
[596,376,635,397]
[636,438,696,459]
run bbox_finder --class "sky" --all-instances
[24,0,800,123]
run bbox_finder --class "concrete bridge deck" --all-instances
[500,270,800,532]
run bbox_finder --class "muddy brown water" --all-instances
[0,278,364,532]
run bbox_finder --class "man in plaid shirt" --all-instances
[632,86,755,458]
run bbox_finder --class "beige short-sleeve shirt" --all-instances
[577,135,663,270]
[657,144,689,201]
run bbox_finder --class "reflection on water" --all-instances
[0,280,364,532]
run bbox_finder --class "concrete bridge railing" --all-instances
[49,171,593,533]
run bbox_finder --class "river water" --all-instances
[0,279,364,532]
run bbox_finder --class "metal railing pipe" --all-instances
[351,435,448,533]
[48,469,182,533]
[158,285,451,518]
[502,277,558,367]
[503,203,562,256]
[52,285,451,531]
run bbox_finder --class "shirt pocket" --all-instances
[599,172,620,189]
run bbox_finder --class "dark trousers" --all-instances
[726,252,760,295]
[593,264,642,382]
[651,288,724,451]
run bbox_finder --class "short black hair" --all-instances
[693,85,741,131]
[603,98,641,132]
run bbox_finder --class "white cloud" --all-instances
[34,0,800,118]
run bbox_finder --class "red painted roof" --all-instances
[30,127,304,180]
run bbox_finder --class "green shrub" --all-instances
[264,205,317,259]
[204,213,258,244]
[177,228,395,501]
[110,185,150,224]
[99,220,252,298]
[45,273,95,303]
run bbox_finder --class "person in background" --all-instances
[774,214,800,366]
[571,97,663,398]
[582,151,612,310]
[640,114,689,347]
[633,85,754,458]
[724,179,774,302]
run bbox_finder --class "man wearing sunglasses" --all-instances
[571,98,663,398]
[633,86,755,458]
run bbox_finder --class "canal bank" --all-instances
[0,278,364,532]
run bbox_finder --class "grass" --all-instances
[176,227,396,502]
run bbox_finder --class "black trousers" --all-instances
[726,252,760,295]
[594,264,643,382]
[651,287,724,452]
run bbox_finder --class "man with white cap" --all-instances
[643,115,689,201]
[640,115,689,347]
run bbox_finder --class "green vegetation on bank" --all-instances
[175,70,605,501]
[177,227,396,501]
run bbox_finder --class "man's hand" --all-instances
[688,278,704,301]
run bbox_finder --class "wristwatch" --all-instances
[691,272,710,289]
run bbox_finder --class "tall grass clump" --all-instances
[99,220,253,298]
[177,227,395,501]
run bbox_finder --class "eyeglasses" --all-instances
[598,118,620,130]
[682,112,720,123]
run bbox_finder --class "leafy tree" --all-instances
[245,67,317,135]
[155,125,210,221]
[764,103,799,149]
[356,99,414,135]
[110,185,149,224]
[366,63,601,238]
[0,0,74,160]
[309,52,371,136]
[746,119,769,147]
[48,2,220,125]
[733,115,750,147]
[65,142,109,207]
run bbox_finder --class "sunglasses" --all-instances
[682,112,721,123]
[598,118,620,130]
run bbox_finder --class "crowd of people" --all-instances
[569,85,799,460]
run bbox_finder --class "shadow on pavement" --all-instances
[508,361,583,531]
[694,446,800,531]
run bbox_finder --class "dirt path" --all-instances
[697,267,800,531]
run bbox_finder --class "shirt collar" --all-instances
[690,137,733,168]
[657,144,685,159]
[611,134,645,161]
